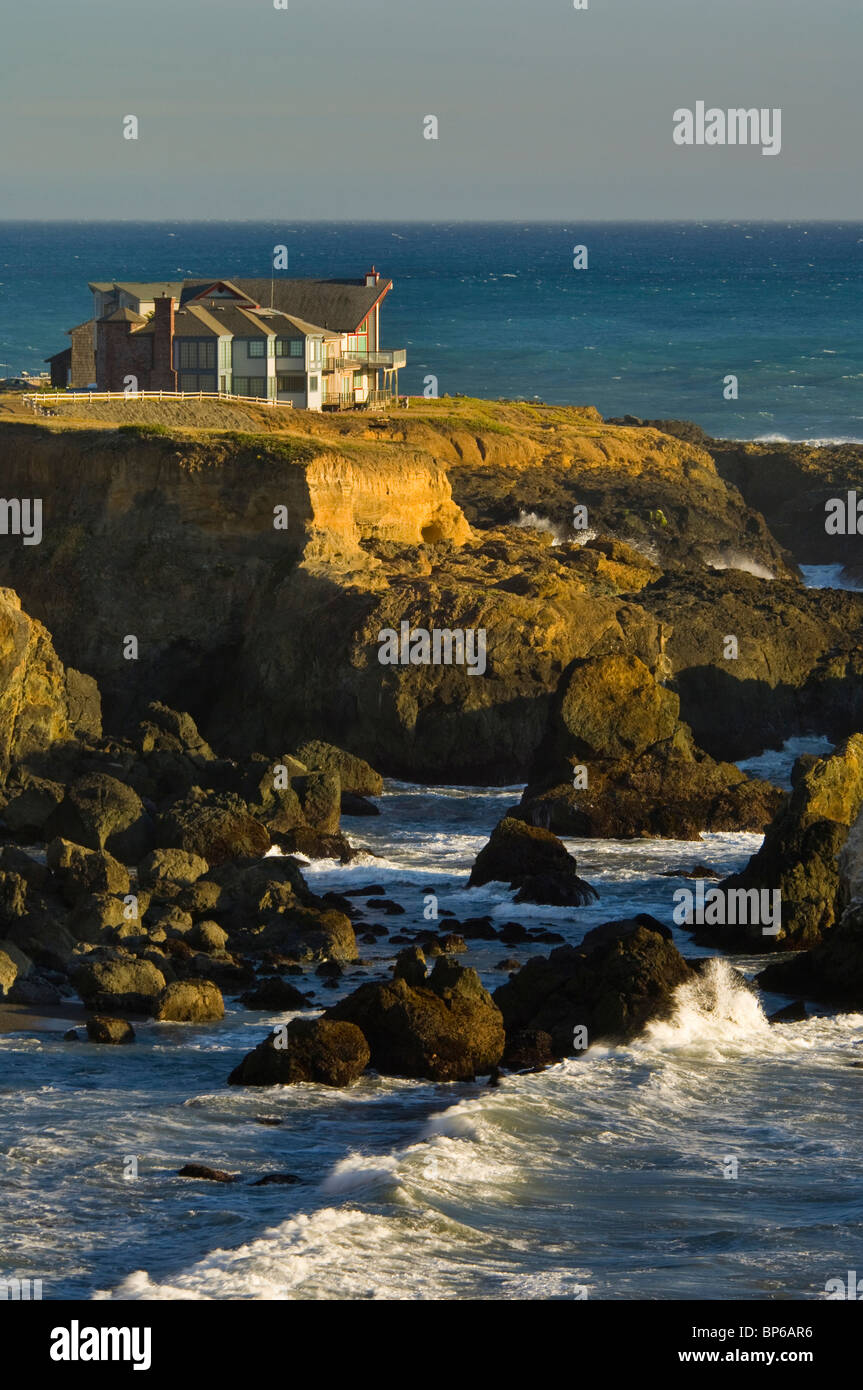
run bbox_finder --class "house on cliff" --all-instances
[53,271,405,409]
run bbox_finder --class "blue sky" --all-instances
[1,0,860,219]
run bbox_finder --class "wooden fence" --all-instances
[22,390,293,410]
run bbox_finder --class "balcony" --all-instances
[323,348,407,371]
[322,388,397,410]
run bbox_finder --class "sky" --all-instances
[1,0,861,220]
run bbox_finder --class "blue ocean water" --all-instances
[1,221,861,440]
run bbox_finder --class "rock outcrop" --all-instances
[0,587,100,777]
[467,816,598,905]
[325,957,505,1082]
[494,918,694,1056]
[228,1017,370,1087]
[714,737,863,950]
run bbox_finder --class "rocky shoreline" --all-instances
[2,397,863,1090]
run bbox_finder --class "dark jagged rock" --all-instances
[468,816,598,906]
[517,653,782,840]
[85,1015,135,1044]
[294,740,383,797]
[138,848,210,890]
[157,791,271,865]
[493,919,693,1056]
[44,773,154,863]
[325,957,505,1082]
[503,1028,556,1070]
[340,792,381,817]
[177,1164,239,1183]
[767,1001,808,1024]
[392,945,427,986]
[228,1016,370,1087]
[46,838,129,905]
[239,976,307,1010]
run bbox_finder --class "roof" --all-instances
[85,273,392,334]
[136,304,222,338]
[181,277,391,332]
[67,318,95,336]
[45,347,71,364]
[89,280,184,299]
[98,306,146,324]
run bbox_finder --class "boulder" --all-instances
[557,653,679,760]
[189,920,229,954]
[239,976,308,1010]
[340,793,381,817]
[228,1017,370,1087]
[46,838,130,905]
[177,1164,238,1183]
[326,957,505,1082]
[254,906,358,963]
[85,1015,135,1044]
[137,848,210,891]
[467,816,598,906]
[72,952,166,1013]
[157,791,270,865]
[294,740,384,797]
[6,911,76,970]
[2,776,65,834]
[0,941,32,996]
[138,703,216,761]
[393,946,428,986]
[69,891,130,944]
[493,918,694,1055]
[153,979,224,1022]
[291,771,341,836]
[44,773,153,863]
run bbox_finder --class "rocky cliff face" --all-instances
[0,401,855,789]
[0,586,100,774]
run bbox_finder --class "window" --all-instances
[308,375,318,392]
[219,339,231,370]
[248,340,266,358]
[234,376,266,397]
[178,340,216,370]
[180,373,199,391]
[277,374,306,394]
[354,371,364,387]
[277,337,304,358]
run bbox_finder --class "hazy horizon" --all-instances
[2,0,860,221]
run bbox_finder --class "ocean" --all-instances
[1,220,861,441]
[5,739,863,1303]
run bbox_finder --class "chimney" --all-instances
[152,294,177,390]
[365,266,380,287]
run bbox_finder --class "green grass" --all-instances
[216,431,318,463]
[117,422,172,438]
